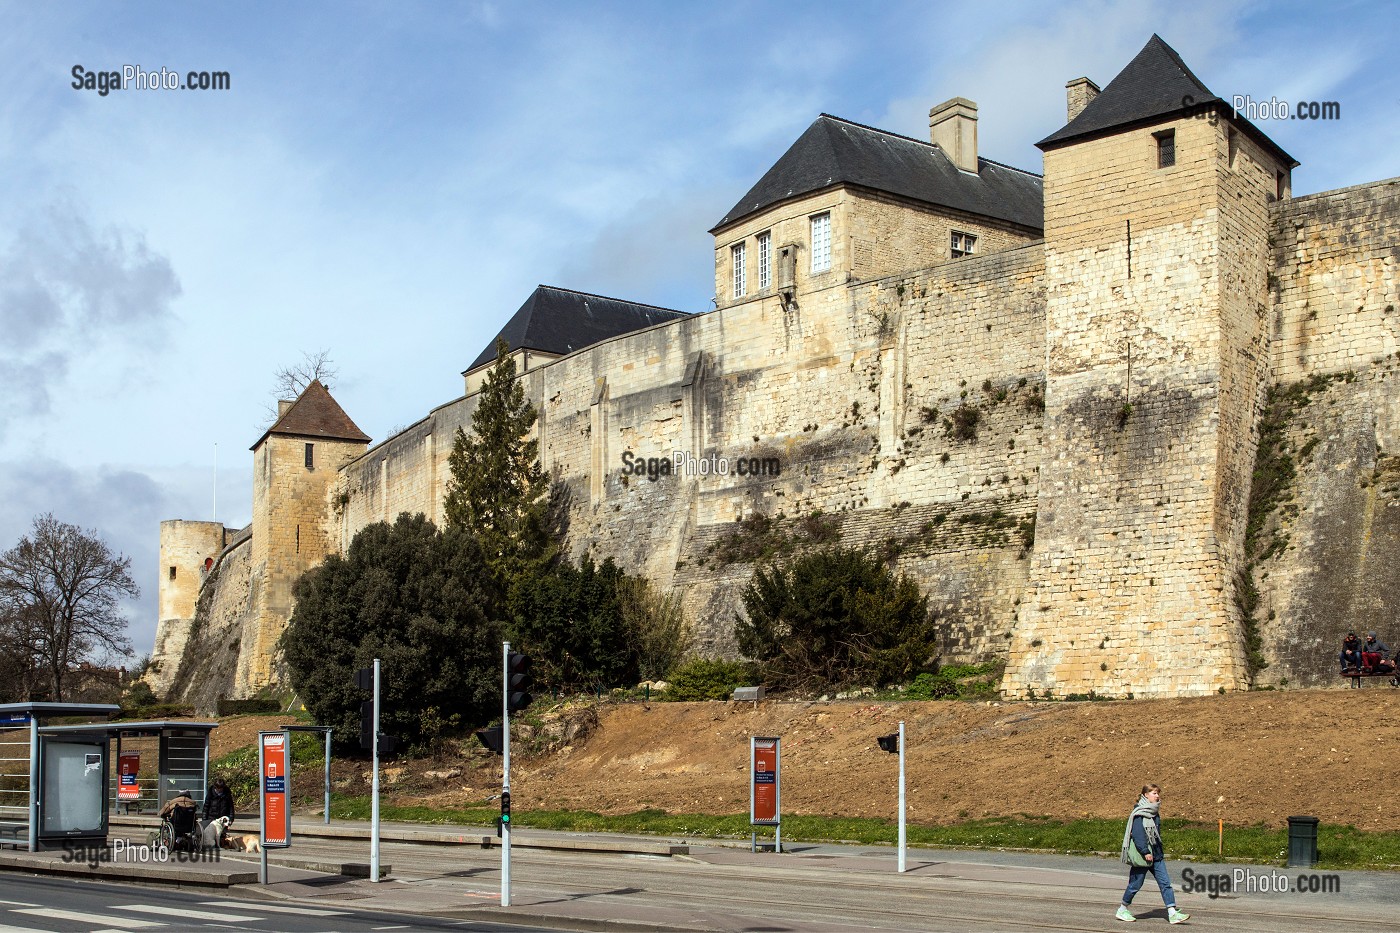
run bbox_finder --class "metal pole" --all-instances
[27,717,38,853]
[897,720,906,873]
[258,738,267,885]
[371,658,381,883]
[213,443,218,522]
[502,641,511,907]
[323,730,331,825]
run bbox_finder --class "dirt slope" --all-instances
[509,689,1400,830]
[216,690,1400,831]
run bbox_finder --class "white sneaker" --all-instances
[1168,907,1190,924]
[1115,905,1136,922]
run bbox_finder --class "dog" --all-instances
[200,815,230,850]
[224,832,262,853]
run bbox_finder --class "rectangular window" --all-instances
[168,566,177,580]
[810,212,831,272]
[305,442,314,469]
[731,241,746,298]
[757,232,771,290]
[951,231,977,258]
[1155,129,1175,168]
[1276,170,1287,200]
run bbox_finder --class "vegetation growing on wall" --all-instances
[1237,372,1341,679]
[705,511,840,567]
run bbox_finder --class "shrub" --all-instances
[735,546,937,691]
[509,556,638,693]
[947,404,982,442]
[664,659,760,701]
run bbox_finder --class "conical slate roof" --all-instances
[1037,34,1296,166]
[464,285,689,375]
[712,114,1044,234]
[251,379,370,450]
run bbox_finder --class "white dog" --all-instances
[199,815,230,850]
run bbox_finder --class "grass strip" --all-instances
[324,796,1400,871]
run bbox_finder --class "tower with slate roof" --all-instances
[1003,35,1300,697]
[247,380,370,690]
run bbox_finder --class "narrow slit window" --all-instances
[757,232,771,290]
[731,241,746,298]
[1154,129,1175,168]
[305,442,314,470]
[168,566,177,580]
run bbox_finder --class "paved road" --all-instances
[0,874,553,933]
[229,832,1400,931]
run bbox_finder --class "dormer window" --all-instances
[1154,129,1175,168]
[951,231,977,258]
[731,242,747,298]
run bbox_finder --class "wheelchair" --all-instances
[158,806,200,853]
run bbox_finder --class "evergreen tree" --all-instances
[281,513,501,750]
[443,337,552,586]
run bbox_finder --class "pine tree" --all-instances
[443,338,553,585]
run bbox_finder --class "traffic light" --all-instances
[500,790,511,827]
[475,724,504,754]
[877,732,900,754]
[354,667,373,691]
[507,651,532,713]
[360,701,374,751]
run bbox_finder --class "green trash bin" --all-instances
[1287,815,1319,868]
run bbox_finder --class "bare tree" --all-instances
[0,514,137,701]
[263,349,338,424]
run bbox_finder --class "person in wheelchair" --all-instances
[158,789,199,851]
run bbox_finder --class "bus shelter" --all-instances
[0,702,120,852]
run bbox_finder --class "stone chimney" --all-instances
[1065,77,1100,121]
[277,400,294,417]
[929,98,978,173]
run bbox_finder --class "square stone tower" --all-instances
[247,380,369,691]
[1004,36,1298,697]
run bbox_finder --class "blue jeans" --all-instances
[1123,858,1176,909]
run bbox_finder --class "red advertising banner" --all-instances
[260,731,291,848]
[117,752,141,800]
[751,737,780,826]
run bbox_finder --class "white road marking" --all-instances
[0,901,39,906]
[0,924,62,933]
[114,904,259,921]
[198,901,345,917]
[13,908,164,928]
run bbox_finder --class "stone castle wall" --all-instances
[1251,178,1400,686]
[148,520,230,696]
[163,532,255,713]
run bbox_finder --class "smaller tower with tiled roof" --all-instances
[248,380,370,690]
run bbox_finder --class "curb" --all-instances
[0,851,257,888]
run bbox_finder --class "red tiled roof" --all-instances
[250,380,370,449]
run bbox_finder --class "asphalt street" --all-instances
[0,873,554,933]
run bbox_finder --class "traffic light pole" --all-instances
[371,658,381,883]
[897,719,906,873]
[501,641,512,907]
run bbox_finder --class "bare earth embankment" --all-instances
[220,688,1400,831]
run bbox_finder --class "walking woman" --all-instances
[1118,783,1189,923]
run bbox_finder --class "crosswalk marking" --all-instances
[0,924,58,933]
[198,900,344,917]
[0,901,38,907]
[114,904,258,922]
[13,908,163,928]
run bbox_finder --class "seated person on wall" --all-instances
[1340,632,1364,672]
[1362,632,1394,673]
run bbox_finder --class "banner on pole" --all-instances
[750,736,781,826]
[117,751,141,800]
[260,731,291,848]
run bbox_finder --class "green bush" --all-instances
[663,659,760,701]
[735,546,937,691]
[508,556,638,692]
[905,662,1002,700]
[281,513,503,751]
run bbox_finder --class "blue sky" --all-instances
[0,0,1395,659]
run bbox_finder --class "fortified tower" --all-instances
[1004,36,1298,697]
[247,380,369,690]
[147,519,229,695]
